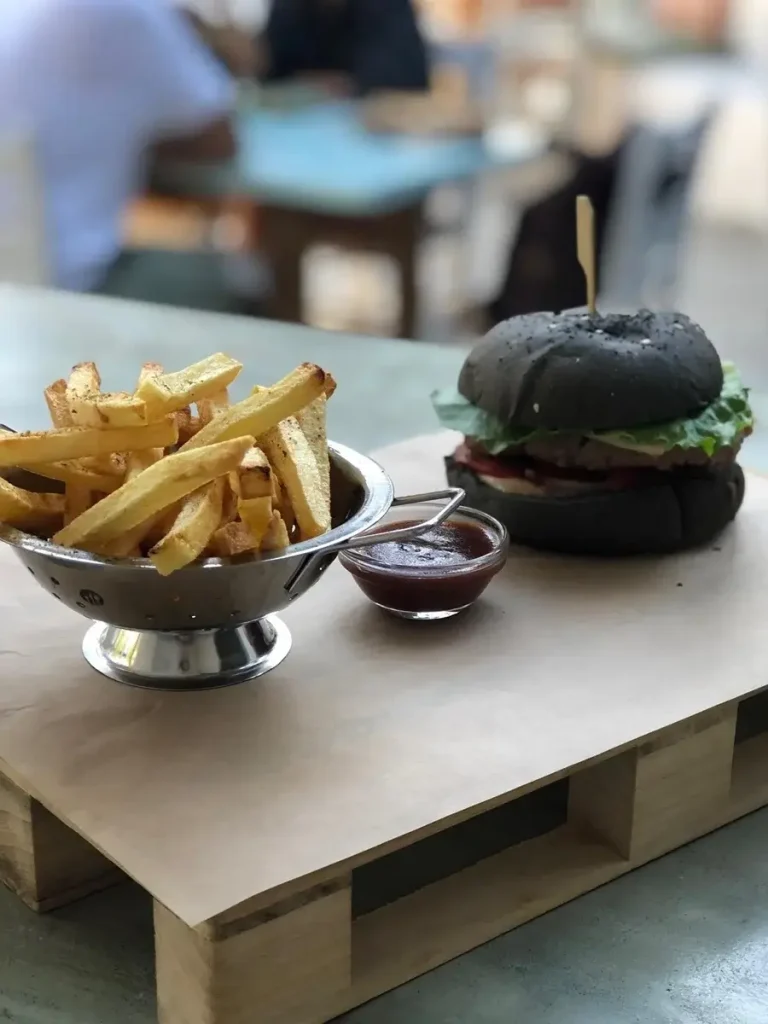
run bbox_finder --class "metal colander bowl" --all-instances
[0,442,463,690]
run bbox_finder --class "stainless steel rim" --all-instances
[82,616,292,691]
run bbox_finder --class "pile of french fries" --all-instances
[0,355,336,575]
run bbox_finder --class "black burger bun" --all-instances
[458,310,724,432]
[445,457,745,556]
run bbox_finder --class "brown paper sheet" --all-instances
[0,431,763,926]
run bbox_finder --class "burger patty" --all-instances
[496,435,742,472]
[454,442,646,497]
[454,436,743,499]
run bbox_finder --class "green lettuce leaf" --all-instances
[431,362,754,457]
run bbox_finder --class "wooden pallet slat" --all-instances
[570,704,738,862]
[0,772,117,912]
[156,880,352,1024]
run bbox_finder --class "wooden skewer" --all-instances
[576,194,597,315]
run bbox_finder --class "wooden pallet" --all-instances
[1,433,768,1024]
[2,693,767,1023]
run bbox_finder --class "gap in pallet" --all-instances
[352,778,569,918]
[735,689,768,744]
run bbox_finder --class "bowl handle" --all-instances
[283,488,465,600]
[338,487,466,551]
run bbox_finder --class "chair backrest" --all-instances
[600,109,714,309]
[0,133,49,287]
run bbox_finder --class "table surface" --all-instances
[159,100,546,214]
[1,425,767,927]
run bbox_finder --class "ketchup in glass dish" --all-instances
[339,503,509,620]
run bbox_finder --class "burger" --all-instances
[432,310,754,555]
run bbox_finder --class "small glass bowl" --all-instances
[339,502,509,621]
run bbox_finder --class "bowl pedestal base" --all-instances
[81,615,292,690]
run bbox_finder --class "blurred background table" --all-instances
[153,97,547,337]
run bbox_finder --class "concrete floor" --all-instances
[0,220,767,1022]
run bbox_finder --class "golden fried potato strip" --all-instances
[64,482,94,526]
[0,478,64,534]
[237,495,273,547]
[181,364,327,452]
[261,511,291,552]
[150,479,225,575]
[135,353,242,419]
[197,388,229,427]
[208,520,260,558]
[44,379,73,428]
[97,448,166,558]
[295,394,330,526]
[0,418,177,467]
[261,417,330,540]
[53,435,253,551]
[229,445,272,500]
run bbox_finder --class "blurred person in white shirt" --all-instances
[0,0,255,294]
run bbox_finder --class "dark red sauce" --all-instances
[342,518,506,614]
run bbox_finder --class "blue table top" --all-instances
[159,101,546,215]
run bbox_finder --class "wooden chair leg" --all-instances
[260,207,306,325]
[392,206,423,340]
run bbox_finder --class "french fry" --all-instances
[261,417,331,540]
[176,408,199,446]
[182,364,328,452]
[229,446,272,500]
[221,478,239,524]
[66,362,148,428]
[135,353,243,419]
[52,435,254,551]
[26,460,121,493]
[64,482,93,526]
[149,479,225,576]
[0,417,178,467]
[209,520,260,558]
[255,372,337,401]
[237,495,273,547]
[0,429,123,493]
[273,475,296,536]
[97,448,166,557]
[0,478,64,534]
[48,373,129,470]
[44,379,73,428]
[296,394,330,526]
[144,504,182,549]
[2,355,337,574]
[66,361,100,407]
[138,362,164,386]
[197,389,229,427]
[261,511,291,552]
[74,392,148,428]
[126,448,164,478]
[79,453,126,477]
[138,362,197,444]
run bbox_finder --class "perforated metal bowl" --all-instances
[0,442,463,690]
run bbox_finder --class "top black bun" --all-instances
[458,310,723,432]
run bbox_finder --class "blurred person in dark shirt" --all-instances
[259,0,431,96]
[0,0,255,294]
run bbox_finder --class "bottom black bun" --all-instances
[445,457,745,556]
